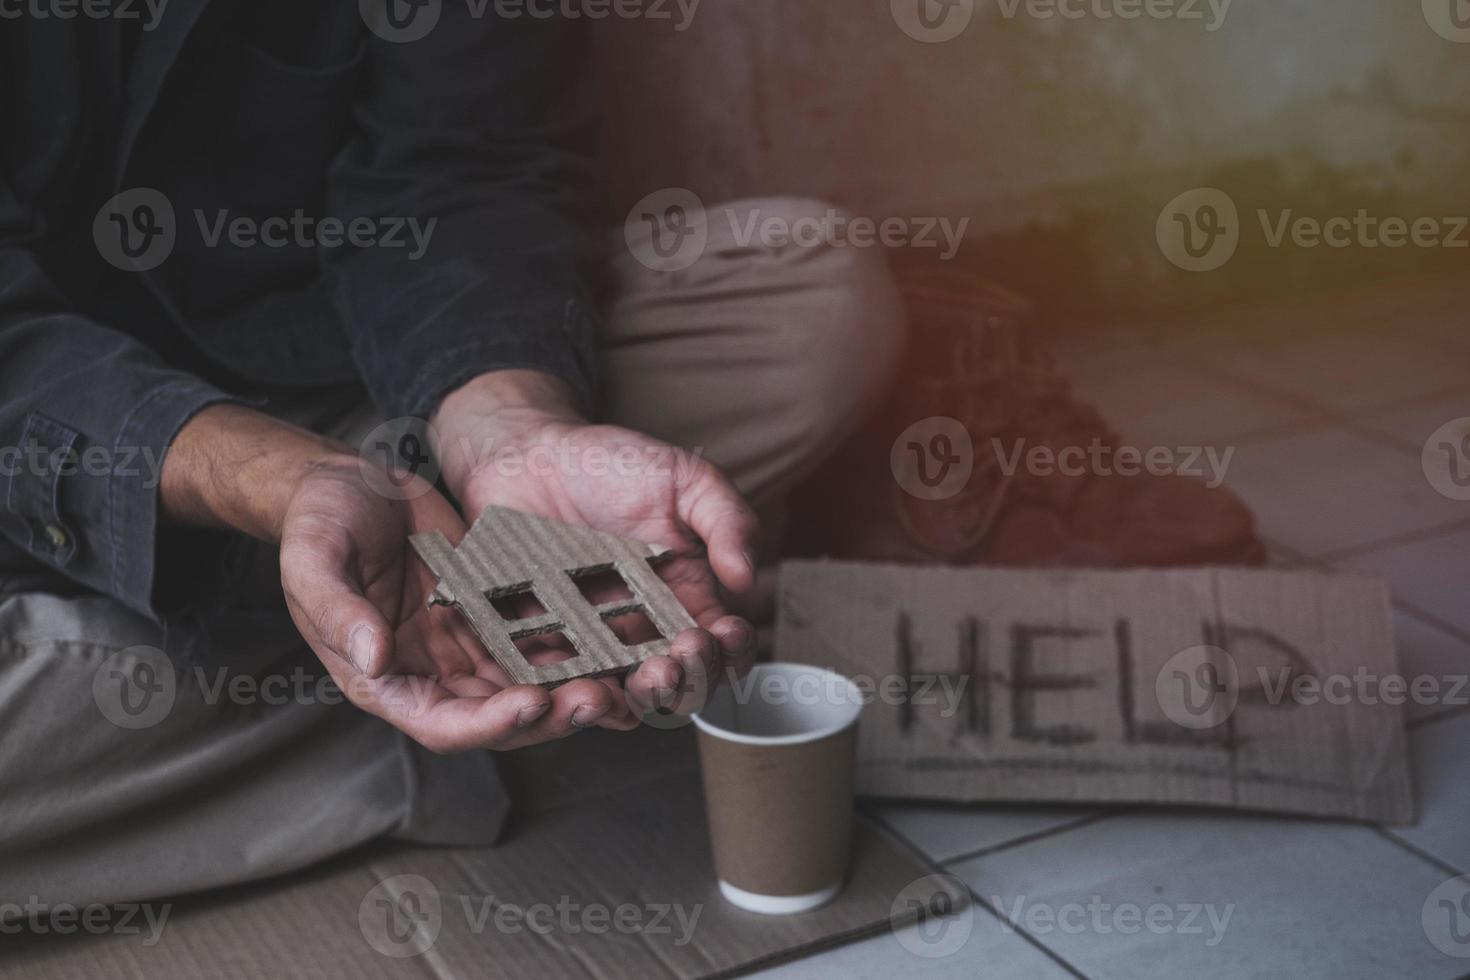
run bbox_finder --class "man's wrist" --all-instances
[162,405,358,544]
[430,370,587,494]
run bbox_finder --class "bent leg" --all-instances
[602,197,908,506]
[0,397,509,910]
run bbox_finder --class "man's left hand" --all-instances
[431,371,761,730]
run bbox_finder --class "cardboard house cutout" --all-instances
[411,507,697,688]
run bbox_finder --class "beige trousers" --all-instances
[0,199,906,909]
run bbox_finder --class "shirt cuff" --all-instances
[378,297,599,422]
[6,381,241,620]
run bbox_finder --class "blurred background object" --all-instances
[591,0,1470,319]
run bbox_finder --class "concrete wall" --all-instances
[595,0,1470,214]
[591,0,1469,310]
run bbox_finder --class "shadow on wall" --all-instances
[592,0,1470,317]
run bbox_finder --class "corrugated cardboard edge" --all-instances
[776,560,1416,825]
[2,728,973,980]
[698,818,972,980]
[412,506,696,687]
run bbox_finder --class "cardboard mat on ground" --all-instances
[776,561,1414,824]
[5,726,965,980]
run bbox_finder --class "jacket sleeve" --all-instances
[0,175,236,618]
[326,7,603,422]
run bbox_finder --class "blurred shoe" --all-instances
[789,264,1266,568]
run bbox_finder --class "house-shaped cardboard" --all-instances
[411,507,697,687]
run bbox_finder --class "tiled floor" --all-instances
[758,275,1470,979]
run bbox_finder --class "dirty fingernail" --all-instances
[571,705,601,728]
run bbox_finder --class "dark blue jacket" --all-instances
[0,1,600,616]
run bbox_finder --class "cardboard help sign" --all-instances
[776,562,1414,823]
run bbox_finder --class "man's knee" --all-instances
[601,196,910,499]
[728,197,909,454]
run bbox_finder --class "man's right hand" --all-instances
[163,405,626,753]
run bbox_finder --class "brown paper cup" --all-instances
[693,663,864,915]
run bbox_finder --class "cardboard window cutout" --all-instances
[412,507,697,688]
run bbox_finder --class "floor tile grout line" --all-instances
[1274,534,1470,642]
[1385,601,1470,732]
[1060,313,1470,455]
[862,806,1099,979]
[1160,354,1356,423]
[1371,825,1467,880]
[1050,275,1455,359]
[1337,400,1470,456]
[1156,348,1470,460]
[1194,415,1342,453]
[1336,410,1466,459]
[1337,384,1470,426]
[1312,517,1470,566]
[1391,598,1470,649]
[1047,274,1466,373]
[1263,538,1320,566]
[1407,704,1470,732]
[938,812,1122,869]
[1264,547,1470,730]
[1139,384,1459,457]
[1407,702,1470,733]
[963,889,1093,980]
